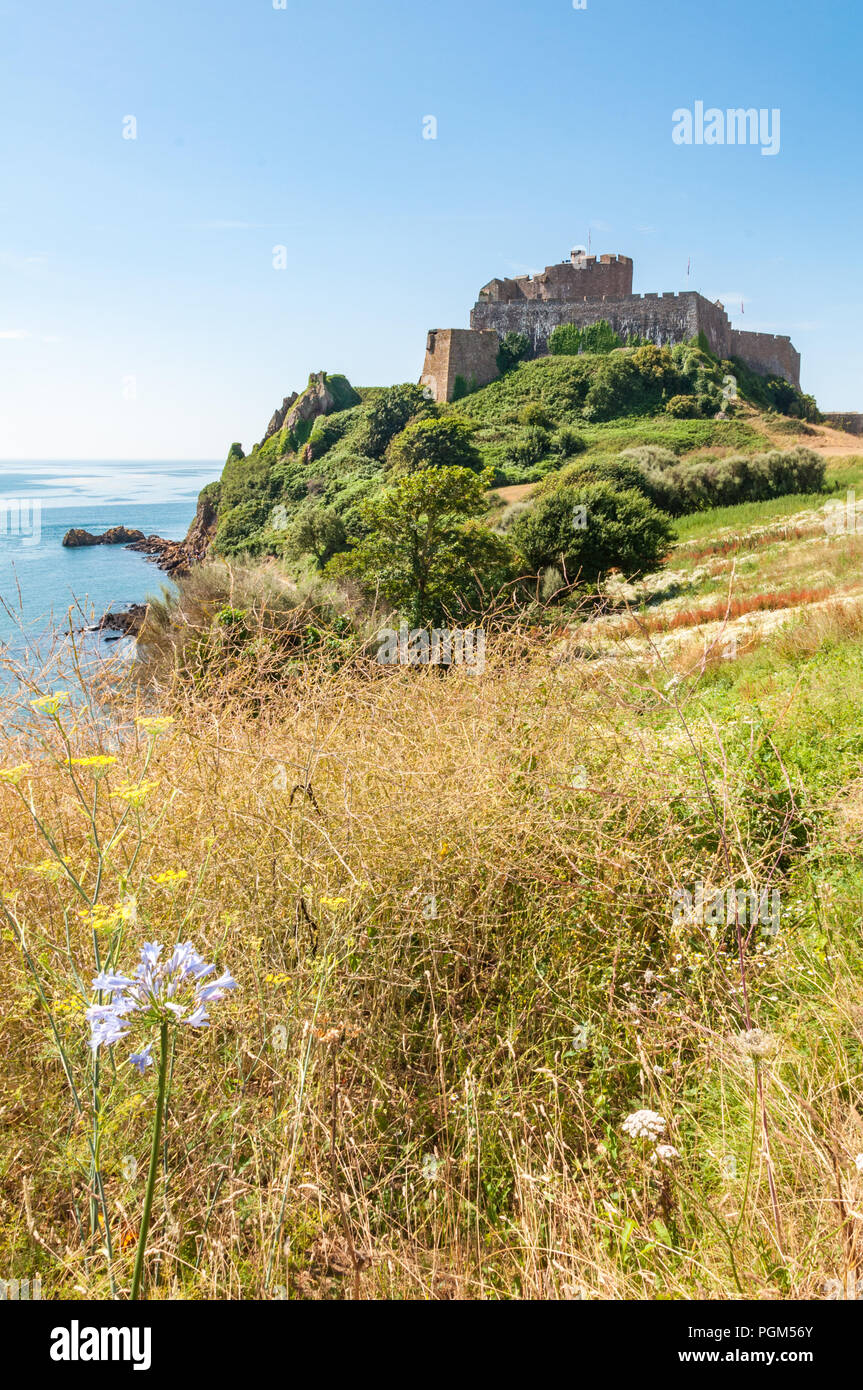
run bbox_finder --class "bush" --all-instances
[361,383,433,458]
[666,394,702,418]
[636,446,827,516]
[505,426,553,469]
[214,499,275,555]
[388,416,482,476]
[553,426,587,457]
[281,504,349,570]
[518,402,553,429]
[511,482,673,584]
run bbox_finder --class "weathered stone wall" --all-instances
[469,291,801,389]
[471,291,700,355]
[727,328,801,390]
[421,328,500,403]
[824,413,863,435]
[478,253,633,305]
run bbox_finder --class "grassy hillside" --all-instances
[4,474,863,1299]
[206,346,819,564]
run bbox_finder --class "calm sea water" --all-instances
[0,461,219,671]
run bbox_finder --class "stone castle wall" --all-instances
[420,328,500,406]
[479,253,633,305]
[469,291,801,391]
[421,252,801,401]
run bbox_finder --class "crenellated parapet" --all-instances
[421,251,801,400]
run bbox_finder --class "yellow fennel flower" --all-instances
[30,692,69,715]
[0,763,32,784]
[150,869,188,886]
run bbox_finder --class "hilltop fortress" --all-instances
[420,249,801,403]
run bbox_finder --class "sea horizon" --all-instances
[0,460,220,657]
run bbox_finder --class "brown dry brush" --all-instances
[0,623,860,1300]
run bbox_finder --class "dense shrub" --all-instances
[505,426,553,468]
[360,383,433,458]
[496,331,530,374]
[518,402,553,429]
[637,447,827,516]
[280,503,348,569]
[552,426,588,457]
[388,416,482,475]
[666,394,702,418]
[511,482,673,584]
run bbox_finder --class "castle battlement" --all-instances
[421,252,801,402]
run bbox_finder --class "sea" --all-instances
[0,460,219,687]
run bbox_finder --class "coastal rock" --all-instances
[62,525,146,547]
[265,391,300,440]
[90,603,148,639]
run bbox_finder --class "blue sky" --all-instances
[1,0,860,460]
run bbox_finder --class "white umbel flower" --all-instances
[854,1154,863,1173]
[622,1109,666,1141]
[653,1144,680,1165]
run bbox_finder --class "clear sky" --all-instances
[1,0,861,460]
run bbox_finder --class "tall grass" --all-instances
[1,608,862,1300]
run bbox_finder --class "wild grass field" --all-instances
[3,439,863,1301]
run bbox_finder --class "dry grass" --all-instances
[1,607,862,1301]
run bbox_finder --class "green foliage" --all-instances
[505,426,553,469]
[225,442,245,465]
[388,416,482,476]
[552,426,587,457]
[360,383,433,458]
[452,374,478,401]
[666,394,702,418]
[496,331,530,374]
[634,446,828,517]
[281,504,348,570]
[727,358,821,422]
[328,466,515,625]
[511,482,673,584]
[518,402,553,429]
[548,319,622,356]
[214,499,274,555]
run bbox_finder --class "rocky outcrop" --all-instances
[90,603,148,639]
[62,526,146,547]
[183,486,219,563]
[263,372,360,447]
[265,392,300,439]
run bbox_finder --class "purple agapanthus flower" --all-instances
[85,940,237,1063]
[129,1042,154,1074]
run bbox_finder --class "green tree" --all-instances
[282,504,348,570]
[328,466,515,625]
[387,416,482,476]
[511,482,673,585]
[361,383,432,458]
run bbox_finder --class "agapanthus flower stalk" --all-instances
[84,940,236,1299]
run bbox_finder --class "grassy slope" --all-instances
[210,352,811,555]
[3,470,863,1299]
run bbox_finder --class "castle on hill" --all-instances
[420,248,801,403]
